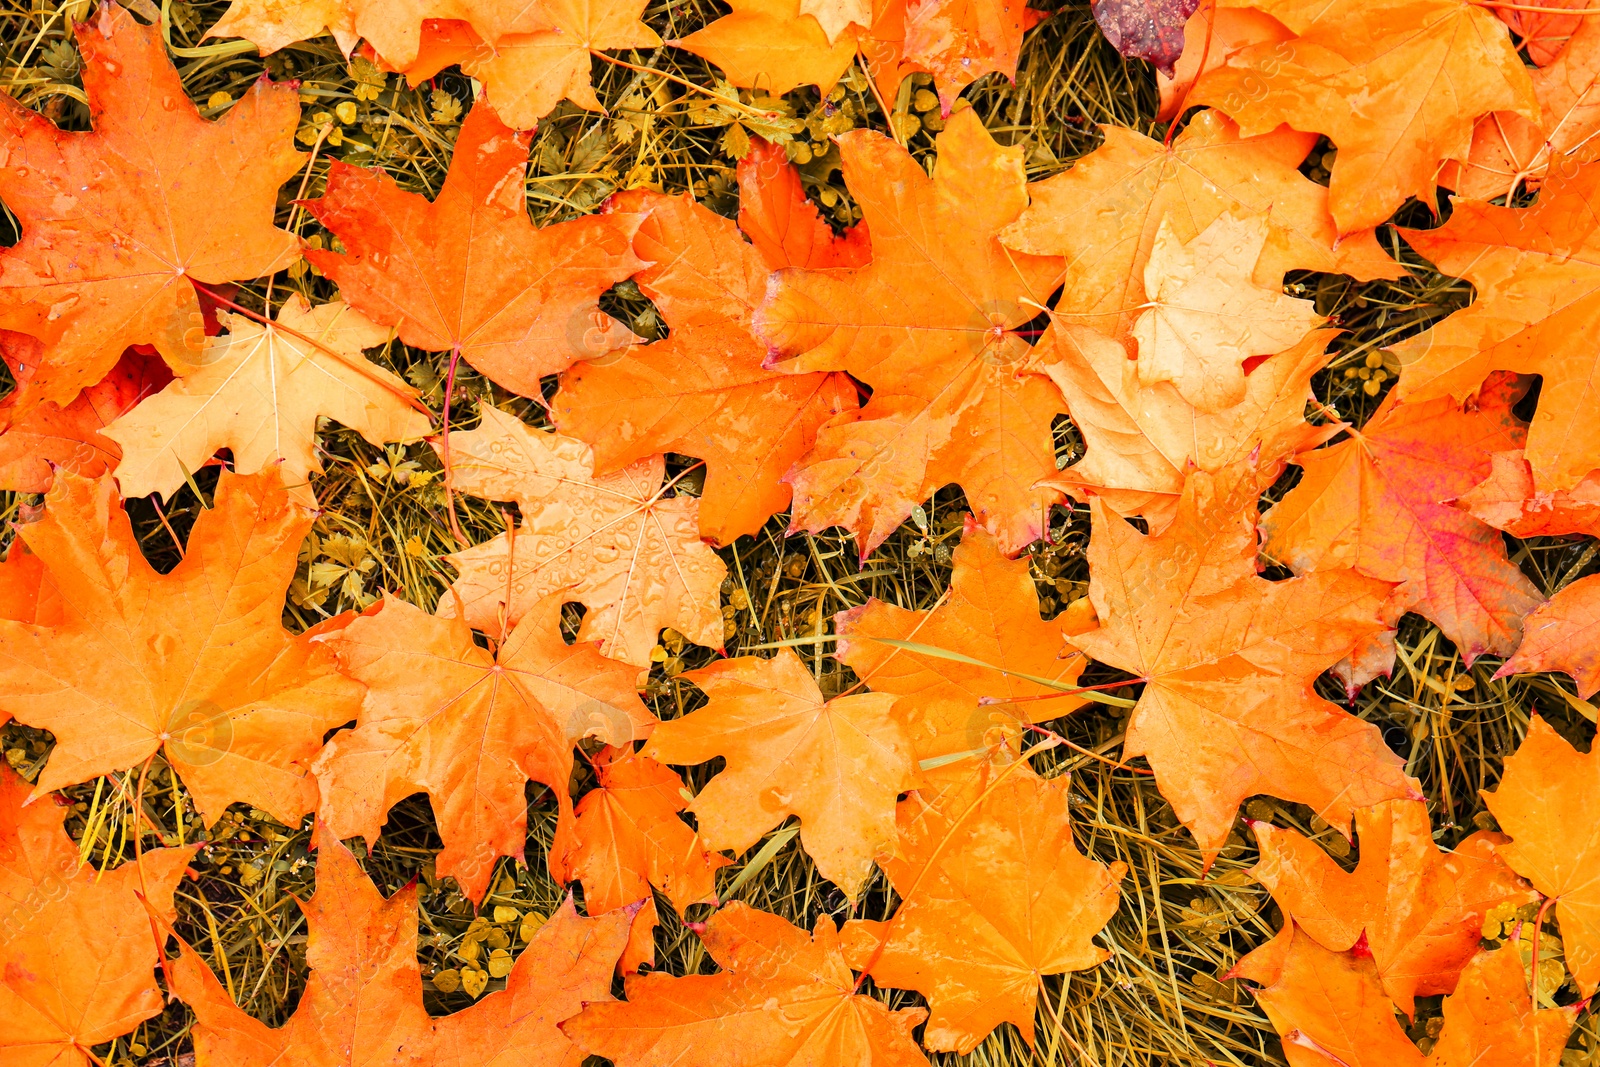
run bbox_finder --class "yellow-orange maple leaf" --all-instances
[1037,324,1338,530]
[1262,387,1541,664]
[643,648,918,900]
[1484,715,1600,995]
[1249,799,1536,1015]
[562,902,930,1067]
[1188,0,1537,233]
[674,0,859,95]
[1075,463,1417,858]
[0,766,196,1067]
[1000,112,1399,354]
[1131,212,1323,412]
[1391,163,1600,494]
[755,107,1067,556]
[303,102,643,397]
[169,833,631,1065]
[552,184,859,545]
[0,469,362,826]
[397,1,663,130]
[104,295,429,505]
[841,759,1124,1052]
[314,595,651,901]
[835,517,1096,769]
[435,404,726,667]
[555,746,730,915]
[0,4,303,409]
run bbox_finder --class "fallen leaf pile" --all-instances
[5,0,1600,1064]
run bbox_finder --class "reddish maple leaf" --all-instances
[1093,0,1201,75]
[842,759,1124,1052]
[0,766,196,1067]
[169,832,632,1064]
[1074,462,1417,857]
[314,594,651,901]
[755,107,1067,557]
[1391,162,1600,495]
[303,102,644,397]
[643,648,918,900]
[1250,799,1536,1015]
[562,902,930,1067]
[552,184,859,544]
[1483,716,1600,997]
[1262,386,1541,665]
[0,470,362,825]
[0,4,303,410]
[0,349,170,494]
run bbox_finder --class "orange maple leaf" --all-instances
[1494,0,1590,65]
[679,0,1038,107]
[841,759,1125,1053]
[1262,387,1541,664]
[1036,323,1338,530]
[673,0,859,96]
[1074,463,1417,857]
[0,470,362,826]
[734,138,871,269]
[643,648,918,900]
[1458,449,1600,539]
[835,517,1097,768]
[0,766,196,1067]
[555,746,730,916]
[552,182,859,544]
[1187,0,1537,233]
[1391,163,1600,495]
[0,4,303,410]
[1497,575,1600,697]
[0,349,169,494]
[0,540,62,630]
[755,106,1067,557]
[169,832,632,1063]
[999,111,1401,351]
[1154,4,1292,121]
[303,101,644,397]
[1484,715,1600,998]
[435,403,726,667]
[208,0,547,67]
[562,902,930,1067]
[394,2,663,131]
[104,295,430,505]
[1249,799,1536,1016]
[1443,13,1600,200]
[313,595,651,901]
[1232,924,1574,1067]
